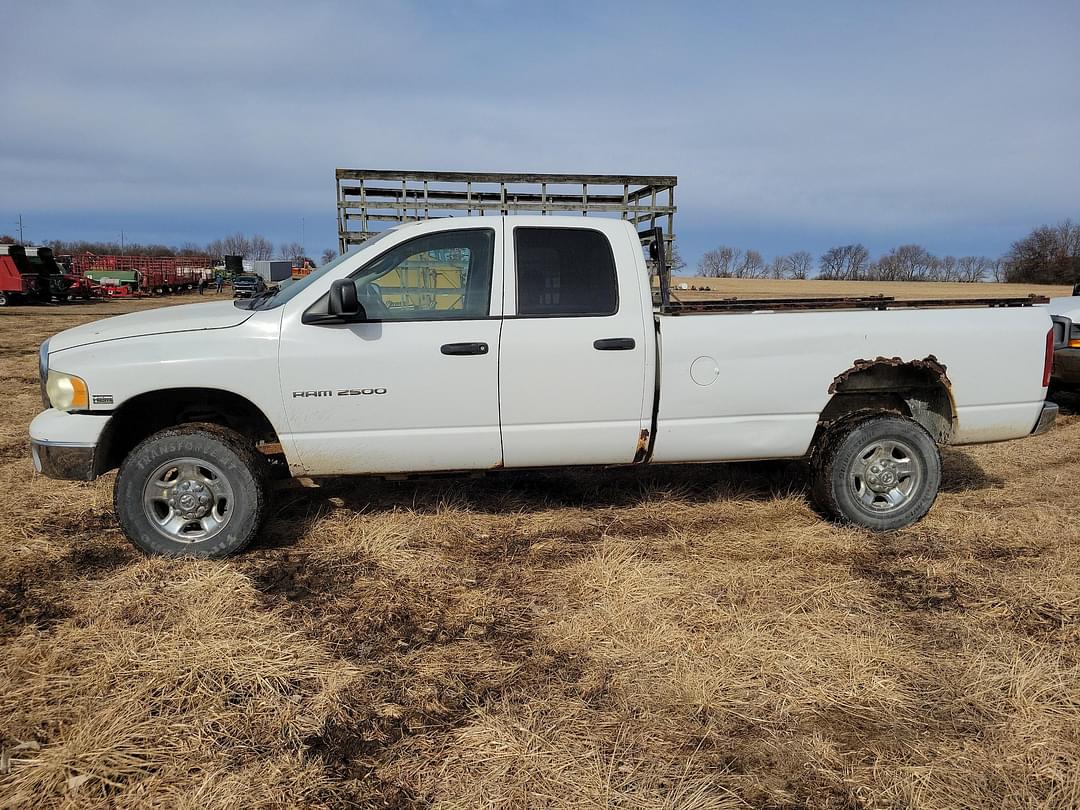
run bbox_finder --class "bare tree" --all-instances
[785,250,813,279]
[767,255,786,279]
[939,255,958,282]
[320,248,337,265]
[279,242,305,265]
[957,256,992,283]
[205,238,225,259]
[734,249,765,278]
[668,242,687,273]
[1003,218,1080,284]
[698,246,737,278]
[251,235,274,261]
[990,258,1007,283]
[221,233,252,259]
[873,244,938,281]
[819,244,870,280]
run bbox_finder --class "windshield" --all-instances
[234,230,394,311]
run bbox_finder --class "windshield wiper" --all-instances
[248,286,280,308]
[232,287,276,310]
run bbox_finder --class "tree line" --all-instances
[0,232,339,267]
[4,217,1077,284]
[696,217,1078,284]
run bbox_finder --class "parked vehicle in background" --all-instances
[0,245,71,305]
[253,260,292,284]
[30,216,1062,558]
[231,273,267,298]
[0,245,40,305]
[1048,296,1080,389]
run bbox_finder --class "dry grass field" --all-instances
[669,277,1074,301]
[1,285,1077,809]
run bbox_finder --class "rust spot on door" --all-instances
[633,429,650,463]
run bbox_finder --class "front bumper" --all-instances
[29,409,110,481]
[1051,347,1080,389]
[1031,401,1058,436]
[31,440,96,480]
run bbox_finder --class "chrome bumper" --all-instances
[31,440,97,481]
[1031,402,1058,436]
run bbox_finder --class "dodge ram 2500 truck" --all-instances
[30,217,1059,557]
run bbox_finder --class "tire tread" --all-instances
[810,414,941,531]
[114,423,268,558]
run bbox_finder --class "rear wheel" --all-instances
[810,415,941,531]
[115,424,268,557]
[0,292,8,306]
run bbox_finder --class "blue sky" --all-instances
[2,0,1077,268]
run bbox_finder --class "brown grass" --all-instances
[1,292,1077,808]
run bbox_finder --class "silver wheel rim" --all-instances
[848,438,922,514]
[142,457,234,544]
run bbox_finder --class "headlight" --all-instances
[45,370,89,411]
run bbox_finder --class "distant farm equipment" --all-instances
[0,245,97,306]
[71,254,214,295]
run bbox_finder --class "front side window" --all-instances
[515,227,618,317]
[349,228,495,321]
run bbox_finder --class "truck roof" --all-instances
[374,214,641,236]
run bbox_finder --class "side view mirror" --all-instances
[328,279,365,321]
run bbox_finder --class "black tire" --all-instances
[114,424,268,558]
[810,415,941,531]
[0,292,8,307]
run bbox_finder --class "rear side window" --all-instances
[515,228,618,317]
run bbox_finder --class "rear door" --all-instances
[498,221,651,467]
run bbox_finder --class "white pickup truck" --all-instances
[31,217,1060,557]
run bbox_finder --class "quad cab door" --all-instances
[278,225,503,475]
[499,221,652,467]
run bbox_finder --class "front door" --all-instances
[499,222,651,467]
[278,226,503,475]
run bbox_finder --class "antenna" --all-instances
[16,214,24,244]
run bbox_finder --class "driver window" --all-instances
[350,228,494,320]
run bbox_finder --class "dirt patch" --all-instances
[0,575,71,636]
[62,541,138,575]
[853,555,962,610]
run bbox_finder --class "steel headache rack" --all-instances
[335,168,676,250]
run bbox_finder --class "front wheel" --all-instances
[0,292,8,306]
[810,415,941,531]
[115,424,268,557]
